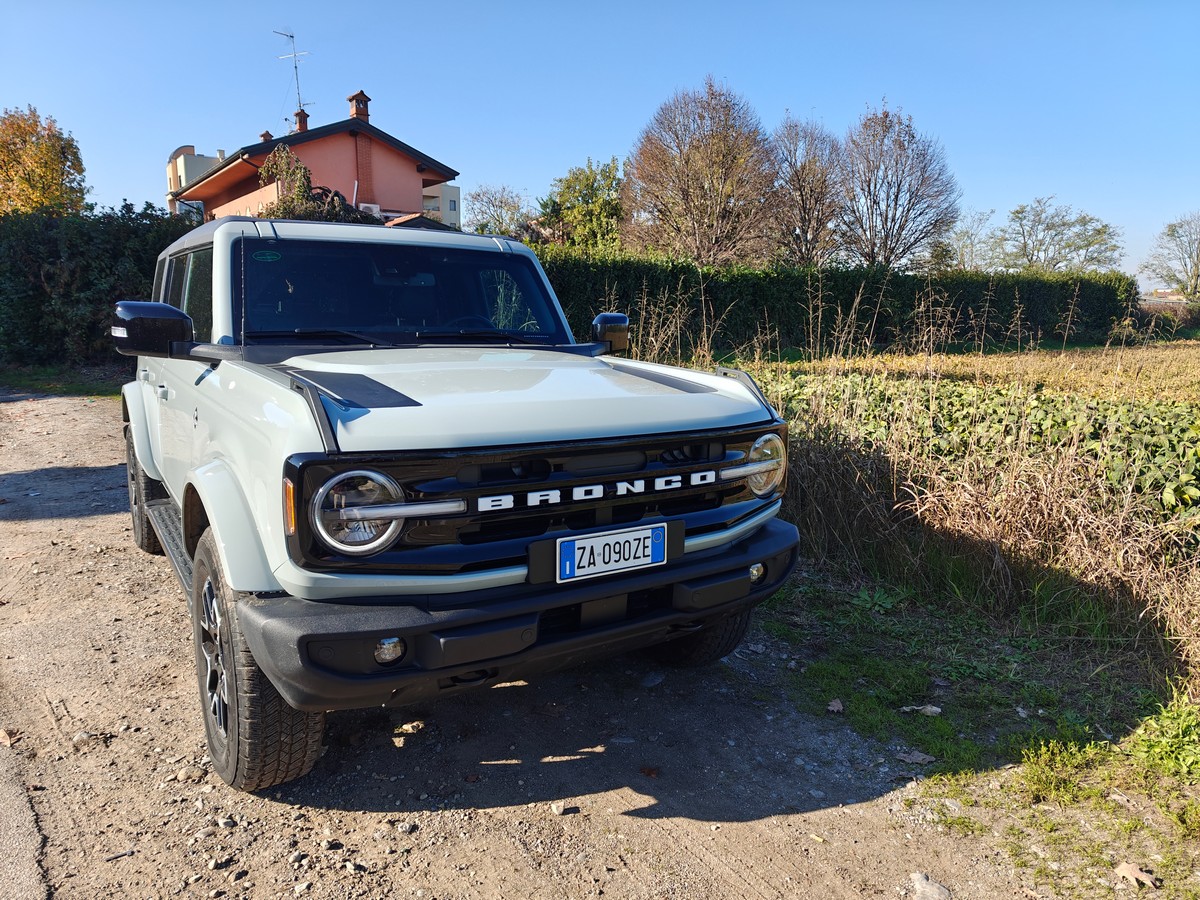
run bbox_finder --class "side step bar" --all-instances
[145,499,193,596]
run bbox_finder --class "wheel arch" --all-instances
[121,383,164,482]
[185,459,279,592]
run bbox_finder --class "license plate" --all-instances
[557,524,667,583]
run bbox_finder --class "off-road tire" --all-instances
[125,425,166,555]
[649,610,752,667]
[191,529,325,791]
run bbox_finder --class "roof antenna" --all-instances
[274,31,311,116]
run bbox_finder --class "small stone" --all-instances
[71,731,95,749]
[550,802,566,816]
[187,874,203,885]
[294,884,311,895]
[195,827,217,839]
[178,766,205,783]
[217,817,236,828]
[808,789,826,800]
[288,851,305,864]
[909,872,953,900]
[320,839,342,851]
[396,822,416,834]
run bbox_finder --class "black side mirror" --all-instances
[591,312,630,356]
[112,301,194,358]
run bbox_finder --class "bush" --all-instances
[533,244,1140,354]
[0,204,196,364]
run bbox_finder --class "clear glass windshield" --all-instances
[232,237,571,345]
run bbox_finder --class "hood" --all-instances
[279,347,774,452]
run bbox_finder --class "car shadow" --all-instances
[268,649,899,823]
[0,464,128,520]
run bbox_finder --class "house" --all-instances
[166,91,460,226]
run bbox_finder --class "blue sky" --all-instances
[3,1,1195,278]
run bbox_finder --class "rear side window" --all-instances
[183,248,214,341]
[163,248,214,341]
[166,255,187,308]
[151,259,166,302]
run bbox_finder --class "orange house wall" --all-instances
[293,134,424,212]
[192,132,431,218]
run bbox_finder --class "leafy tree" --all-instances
[536,157,621,251]
[0,105,87,214]
[258,146,379,223]
[835,104,960,270]
[991,196,1122,272]
[464,183,534,238]
[772,116,840,267]
[1141,212,1200,298]
[621,76,776,266]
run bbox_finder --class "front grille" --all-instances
[286,424,784,574]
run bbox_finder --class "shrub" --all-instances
[0,203,195,363]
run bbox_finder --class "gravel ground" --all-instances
[0,392,1032,899]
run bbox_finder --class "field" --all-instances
[744,340,1200,897]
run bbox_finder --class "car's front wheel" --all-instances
[191,529,325,791]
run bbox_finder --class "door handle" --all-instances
[156,385,170,401]
[139,368,151,382]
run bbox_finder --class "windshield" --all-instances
[232,237,572,345]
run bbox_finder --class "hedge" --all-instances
[0,210,1141,365]
[534,244,1141,355]
[0,204,196,364]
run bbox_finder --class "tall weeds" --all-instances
[623,276,1199,690]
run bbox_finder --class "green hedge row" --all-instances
[0,210,1141,365]
[534,245,1140,354]
[0,205,196,364]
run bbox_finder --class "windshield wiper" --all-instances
[245,329,399,347]
[414,329,552,344]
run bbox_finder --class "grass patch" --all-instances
[767,581,1155,777]
[762,578,1200,897]
[0,362,129,397]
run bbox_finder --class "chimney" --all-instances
[294,109,309,133]
[260,130,273,142]
[348,90,371,122]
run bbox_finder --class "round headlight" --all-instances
[747,433,786,497]
[311,470,404,555]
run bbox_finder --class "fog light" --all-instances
[373,637,407,666]
[749,563,766,584]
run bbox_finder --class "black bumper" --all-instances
[238,517,800,712]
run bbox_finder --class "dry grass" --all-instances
[758,364,1200,691]
[784,340,1200,404]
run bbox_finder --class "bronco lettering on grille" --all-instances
[477,470,717,513]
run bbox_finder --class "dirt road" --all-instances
[0,392,1027,899]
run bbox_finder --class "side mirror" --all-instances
[591,312,630,356]
[112,301,194,358]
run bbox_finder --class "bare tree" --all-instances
[464,184,534,238]
[1142,212,1200,298]
[773,116,840,267]
[622,77,776,266]
[945,208,996,270]
[835,104,960,269]
[991,197,1122,272]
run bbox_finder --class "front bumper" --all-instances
[237,517,800,711]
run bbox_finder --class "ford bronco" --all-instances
[114,217,800,790]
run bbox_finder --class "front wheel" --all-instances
[191,529,325,791]
[648,610,752,667]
